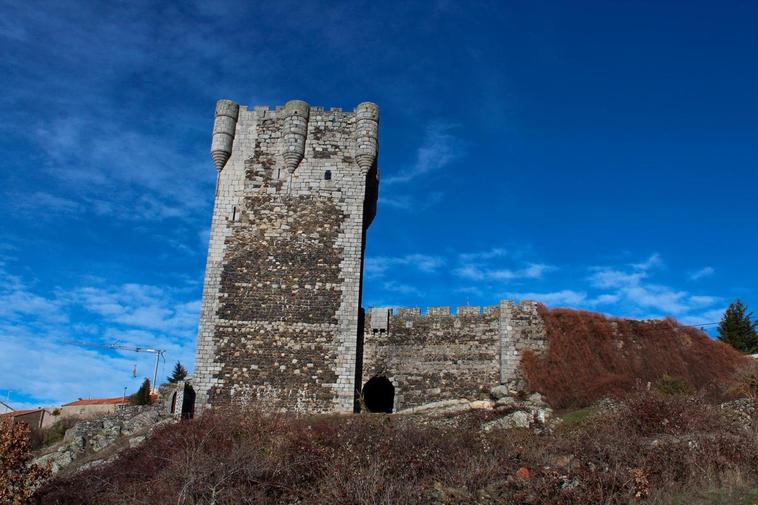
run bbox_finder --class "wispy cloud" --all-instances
[365,254,445,279]
[502,289,588,306]
[455,262,552,282]
[586,254,721,316]
[380,191,444,211]
[689,266,715,281]
[383,122,463,186]
[459,248,509,262]
[0,264,199,407]
[10,191,83,217]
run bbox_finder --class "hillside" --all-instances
[33,391,758,504]
[522,307,748,409]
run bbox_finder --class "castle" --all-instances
[193,100,548,414]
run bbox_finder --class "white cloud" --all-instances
[0,266,199,407]
[381,281,424,297]
[33,116,213,222]
[365,254,445,279]
[632,253,663,271]
[383,122,462,185]
[459,248,508,262]
[588,269,646,289]
[380,191,444,211]
[689,266,715,281]
[503,289,587,306]
[455,262,553,282]
[586,256,721,317]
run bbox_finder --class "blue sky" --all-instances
[1,0,756,409]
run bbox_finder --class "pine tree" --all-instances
[718,299,758,354]
[129,378,152,406]
[167,361,188,383]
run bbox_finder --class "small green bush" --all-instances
[655,374,694,396]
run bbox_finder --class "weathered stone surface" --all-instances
[194,101,379,414]
[495,396,517,408]
[490,385,510,399]
[396,398,496,417]
[483,410,532,431]
[34,405,172,475]
[362,302,547,411]
[193,100,551,415]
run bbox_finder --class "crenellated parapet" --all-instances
[211,99,240,171]
[361,300,548,411]
[365,305,501,332]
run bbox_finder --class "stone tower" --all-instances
[193,99,379,413]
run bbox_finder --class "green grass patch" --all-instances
[559,406,597,427]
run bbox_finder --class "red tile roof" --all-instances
[63,393,158,407]
[0,409,42,418]
[63,397,127,407]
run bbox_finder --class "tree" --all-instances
[0,417,50,504]
[167,361,188,383]
[129,378,152,406]
[718,299,758,353]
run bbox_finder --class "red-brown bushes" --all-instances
[34,391,758,505]
[522,307,748,409]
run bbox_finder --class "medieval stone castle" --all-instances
[193,100,548,415]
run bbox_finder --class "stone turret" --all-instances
[281,100,310,174]
[210,99,240,171]
[354,101,379,172]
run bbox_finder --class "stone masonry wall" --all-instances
[362,301,547,411]
[193,100,378,414]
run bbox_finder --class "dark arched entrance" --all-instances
[181,384,196,419]
[362,376,394,413]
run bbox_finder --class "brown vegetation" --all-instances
[522,307,748,409]
[34,391,758,505]
[0,417,49,504]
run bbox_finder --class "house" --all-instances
[0,408,55,430]
[60,393,158,419]
[60,397,128,419]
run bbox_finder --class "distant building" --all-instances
[0,400,13,415]
[0,409,55,430]
[61,397,128,419]
[61,394,158,419]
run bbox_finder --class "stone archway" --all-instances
[362,376,394,413]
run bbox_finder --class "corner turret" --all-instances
[210,99,239,171]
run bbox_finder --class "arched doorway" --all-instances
[181,384,196,419]
[362,376,394,413]
[169,391,177,414]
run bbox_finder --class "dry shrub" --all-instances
[0,417,50,504]
[522,307,748,409]
[33,391,758,505]
[732,359,758,400]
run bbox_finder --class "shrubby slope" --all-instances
[522,307,748,409]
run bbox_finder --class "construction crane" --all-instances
[66,340,166,393]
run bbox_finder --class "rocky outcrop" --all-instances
[393,387,556,431]
[34,405,174,475]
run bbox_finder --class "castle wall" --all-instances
[362,301,547,411]
[194,100,378,413]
